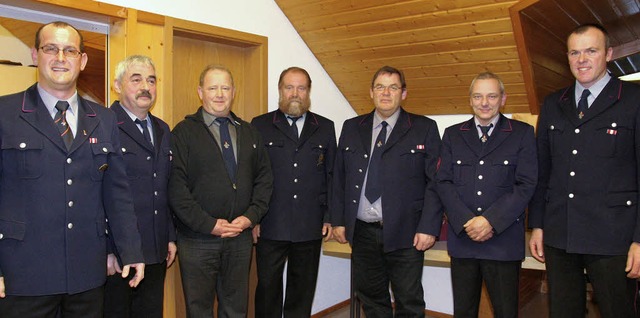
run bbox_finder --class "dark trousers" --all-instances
[254,238,322,318]
[450,257,520,318]
[352,220,425,318]
[104,261,167,318]
[544,245,637,318]
[0,286,103,318]
[177,230,252,318]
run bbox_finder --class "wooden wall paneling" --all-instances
[107,16,128,105]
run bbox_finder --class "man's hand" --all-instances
[231,216,252,230]
[625,242,640,278]
[322,223,333,242]
[166,242,177,268]
[252,224,261,244]
[413,233,436,251]
[0,276,5,298]
[529,228,545,263]
[107,253,122,276]
[332,226,347,244]
[464,216,493,242]
[211,219,243,238]
[122,263,145,288]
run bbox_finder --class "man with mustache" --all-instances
[529,24,640,317]
[0,21,144,317]
[105,55,176,318]
[251,67,336,317]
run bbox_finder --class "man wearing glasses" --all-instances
[0,21,144,318]
[332,65,442,317]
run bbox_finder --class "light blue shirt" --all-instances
[575,73,611,108]
[120,102,155,146]
[356,109,401,222]
[38,84,78,137]
[473,114,500,138]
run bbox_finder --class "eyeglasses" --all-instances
[373,84,402,93]
[39,45,82,58]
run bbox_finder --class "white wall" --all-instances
[0,24,33,66]
[94,0,482,314]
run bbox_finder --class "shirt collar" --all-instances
[37,84,79,118]
[373,108,400,130]
[202,108,235,127]
[119,101,149,123]
[575,72,611,103]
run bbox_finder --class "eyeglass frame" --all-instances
[39,45,83,58]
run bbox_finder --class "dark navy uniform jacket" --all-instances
[0,84,143,296]
[437,115,537,261]
[251,110,336,242]
[111,102,175,264]
[331,108,442,252]
[529,77,640,255]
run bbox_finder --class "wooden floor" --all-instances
[317,269,602,318]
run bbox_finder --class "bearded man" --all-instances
[251,66,337,317]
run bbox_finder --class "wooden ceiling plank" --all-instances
[314,33,516,61]
[298,3,513,42]
[283,0,517,32]
[306,18,514,53]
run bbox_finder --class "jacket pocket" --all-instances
[0,218,26,241]
[91,143,115,181]
[1,136,44,179]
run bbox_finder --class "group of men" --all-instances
[0,20,639,318]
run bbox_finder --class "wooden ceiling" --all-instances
[276,0,640,116]
[0,17,106,103]
[275,0,526,115]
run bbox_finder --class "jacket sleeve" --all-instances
[241,127,273,225]
[323,121,338,224]
[528,98,553,230]
[417,120,444,236]
[483,124,538,234]
[168,124,218,234]
[330,121,348,227]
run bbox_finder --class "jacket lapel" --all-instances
[19,84,68,152]
[382,108,410,153]
[298,112,320,147]
[112,102,154,153]
[482,114,512,155]
[358,112,374,155]
[459,118,482,157]
[579,77,622,124]
[70,96,99,154]
[272,110,298,142]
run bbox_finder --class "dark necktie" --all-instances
[479,124,493,143]
[577,89,590,119]
[215,117,237,183]
[365,121,388,203]
[288,116,301,140]
[54,101,73,150]
[135,118,153,146]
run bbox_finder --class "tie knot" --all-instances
[380,121,388,128]
[135,118,148,127]
[479,124,493,135]
[55,101,69,112]
[215,117,230,126]
[580,89,591,100]
[288,116,302,124]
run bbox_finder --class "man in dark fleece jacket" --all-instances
[169,64,272,318]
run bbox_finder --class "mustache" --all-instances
[136,90,152,99]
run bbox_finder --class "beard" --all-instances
[279,96,310,117]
